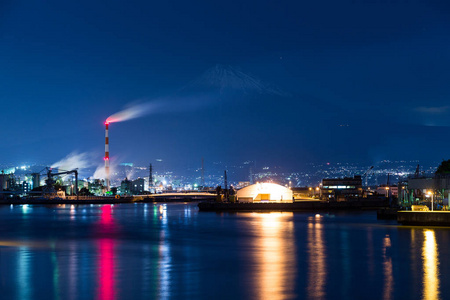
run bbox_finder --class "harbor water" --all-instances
[0,203,448,300]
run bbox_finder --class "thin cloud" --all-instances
[414,106,450,114]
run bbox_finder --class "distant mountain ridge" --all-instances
[182,64,289,97]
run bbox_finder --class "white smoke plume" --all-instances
[125,167,134,180]
[93,164,108,180]
[106,102,158,124]
[105,65,289,124]
[92,159,121,180]
[51,151,94,171]
[105,95,215,124]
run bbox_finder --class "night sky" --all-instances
[1,0,450,173]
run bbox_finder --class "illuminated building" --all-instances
[132,178,145,194]
[321,175,362,201]
[120,178,132,195]
[291,187,316,199]
[31,173,40,189]
[22,181,29,194]
[376,185,398,197]
[0,173,10,191]
[400,174,450,207]
[236,182,293,203]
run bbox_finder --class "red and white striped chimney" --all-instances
[104,121,110,190]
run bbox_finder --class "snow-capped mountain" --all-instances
[182,64,289,97]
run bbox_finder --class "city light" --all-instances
[427,190,434,211]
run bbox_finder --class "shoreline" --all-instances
[198,200,389,212]
[0,196,213,205]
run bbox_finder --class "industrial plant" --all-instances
[0,115,447,211]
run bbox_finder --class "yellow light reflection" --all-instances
[307,218,326,299]
[410,228,420,284]
[367,228,375,277]
[253,213,296,300]
[422,230,440,300]
[70,205,76,220]
[382,235,393,300]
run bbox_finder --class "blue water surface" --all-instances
[0,203,448,300]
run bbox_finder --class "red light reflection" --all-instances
[98,238,115,300]
[99,205,114,227]
[96,205,116,300]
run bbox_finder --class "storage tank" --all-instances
[236,182,293,203]
[0,174,9,191]
[32,173,41,189]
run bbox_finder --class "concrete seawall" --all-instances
[0,193,216,205]
[398,211,450,226]
[0,197,135,205]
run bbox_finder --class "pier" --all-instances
[397,211,450,226]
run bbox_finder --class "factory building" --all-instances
[321,175,363,201]
[120,178,132,195]
[376,185,398,197]
[88,179,106,196]
[132,178,145,194]
[236,182,293,203]
[22,181,29,194]
[399,175,450,207]
[0,173,9,191]
[31,173,40,190]
[291,187,318,200]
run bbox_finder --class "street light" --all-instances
[427,190,434,211]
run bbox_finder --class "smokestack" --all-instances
[105,121,110,190]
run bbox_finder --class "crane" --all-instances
[362,166,374,187]
[45,168,79,199]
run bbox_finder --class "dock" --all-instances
[397,211,450,226]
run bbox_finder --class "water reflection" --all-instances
[307,216,327,299]
[340,230,350,299]
[97,205,117,300]
[17,247,32,300]
[50,246,61,300]
[382,235,393,300]
[67,242,78,300]
[252,212,296,300]
[158,204,171,299]
[422,230,440,300]
[2,204,450,300]
[367,228,375,278]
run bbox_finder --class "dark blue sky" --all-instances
[1,0,450,173]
